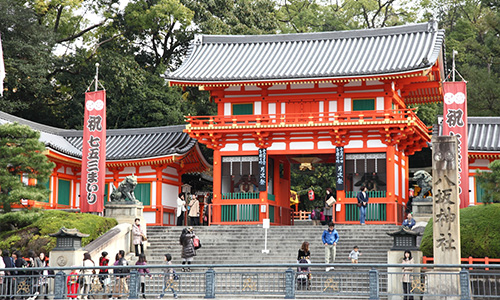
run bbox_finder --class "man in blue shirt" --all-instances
[321,222,339,271]
[402,213,416,229]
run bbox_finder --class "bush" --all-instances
[0,210,118,256]
[420,204,500,258]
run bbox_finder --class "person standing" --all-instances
[159,254,178,299]
[176,193,186,226]
[132,218,147,256]
[179,228,196,272]
[324,188,334,224]
[80,252,95,300]
[357,186,369,225]
[2,250,14,297]
[321,222,339,271]
[27,250,43,295]
[402,213,416,229]
[113,250,129,299]
[188,194,200,226]
[0,251,5,298]
[135,254,150,299]
[66,267,80,299]
[98,252,110,294]
[402,250,414,300]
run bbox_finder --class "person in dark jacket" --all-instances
[2,250,14,297]
[357,186,369,225]
[179,228,195,272]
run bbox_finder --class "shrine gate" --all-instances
[167,22,446,225]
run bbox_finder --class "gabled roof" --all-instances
[436,116,500,152]
[0,111,197,161]
[166,21,445,84]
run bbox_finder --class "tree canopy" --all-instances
[0,123,55,212]
[476,159,500,203]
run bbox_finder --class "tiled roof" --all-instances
[0,111,196,160]
[436,116,500,152]
[166,21,445,83]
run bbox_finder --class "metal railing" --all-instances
[0,263,498,299]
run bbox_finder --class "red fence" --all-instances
[423,256,500,270]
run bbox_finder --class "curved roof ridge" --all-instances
[200,22,437,44]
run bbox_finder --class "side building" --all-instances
[166,21,446,225]
[437,116,500,205]
[0,111,211,225]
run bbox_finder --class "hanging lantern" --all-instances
[308,189,315,201]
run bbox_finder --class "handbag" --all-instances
[326,196,336,207]
[357,202,362,208]
[193,236,201,249]
[142,235,147,242]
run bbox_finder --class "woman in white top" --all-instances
[402,250,414,300]
[176,193,186,226]
[80,252,96,299]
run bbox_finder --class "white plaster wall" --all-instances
[242,143,259,151]
[268,103,276,115]
[402,169,406,200]
[224,103,231,116]
[281,102,286,114]
[255,101,262,115]
[344,98,351,111]
[221,143,239,152]
[376,97,384,110]
[367,139,386,148]
[469,176,475,206]
[345,140,363,149]
[162,183,179,207]
[139,166,154,173]
[163,167,178,176]
[469,159,490,168]
[394,163,399,196]
[143,211,156,224]
[290,142,314,150]
[123,167,136,175]
[318,141,335,149]
[268,142,286,150]
[151,182,156,208]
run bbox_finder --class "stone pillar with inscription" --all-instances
[426,136,462,299]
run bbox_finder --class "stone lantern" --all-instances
[387,227,421,251]
[49,227,89,270]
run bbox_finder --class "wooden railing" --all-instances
[345,190,387,198]
[186,108,428,131]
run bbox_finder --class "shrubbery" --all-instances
[420,204,500,258]
[0,209,118,256]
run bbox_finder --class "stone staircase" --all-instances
[145,223,398,271]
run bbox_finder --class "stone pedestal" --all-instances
[104,201,147,254]
[412,201,433,223]
[387,250,423,300]
[49,250,86,272]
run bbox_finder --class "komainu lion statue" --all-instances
[412,170,432,201]
[110,175,138,202]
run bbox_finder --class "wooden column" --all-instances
[212,149,222,223]
[386,146,396,223]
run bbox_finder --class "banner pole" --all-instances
[95,63,99,91]
[452,50,457,82]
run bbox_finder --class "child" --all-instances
[159,254,178,299]
[67,268,79,299]
[349,246,361,263]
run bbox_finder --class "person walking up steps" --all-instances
[159,254,178,299]
[321,222,339,271]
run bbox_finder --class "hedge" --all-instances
[0,209,118,256]
[420,203,500,258]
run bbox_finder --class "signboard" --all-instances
[442,81,469,208]
[80,90,106,213]
[335,146,345,191]
[258,148,267,192]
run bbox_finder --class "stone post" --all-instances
[432,136,461,265]
[426,135,462,299]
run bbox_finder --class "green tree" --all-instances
[290,163,336,211]
[476,159,500,203]
[0,123,55,212]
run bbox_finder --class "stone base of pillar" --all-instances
[387,250,423,300]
